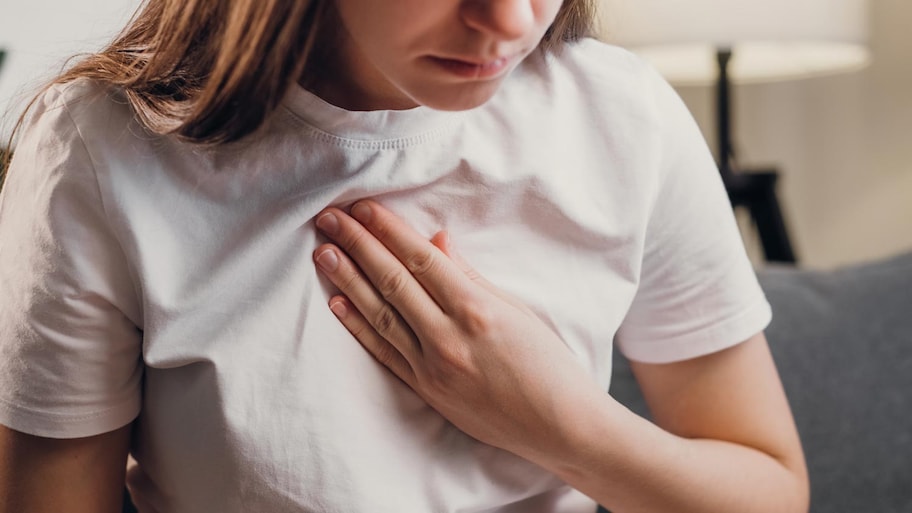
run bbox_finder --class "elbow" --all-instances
[777,451,810,513]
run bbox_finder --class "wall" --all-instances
[0,0,139,137]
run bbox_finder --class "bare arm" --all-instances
[312,200,809,512]
[546,333,809,513]
[0,423,130,513]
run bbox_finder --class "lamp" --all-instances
[599,0,871,262]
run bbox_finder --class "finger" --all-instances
[345,201,476,313]
[430,231,484,283]
[315,206,454,323]
[314,243,422,362]
[431,231,534,314]
[327,296,418,389]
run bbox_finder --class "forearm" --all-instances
[531,398,809,513]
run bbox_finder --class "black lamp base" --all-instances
[724,169,797,263]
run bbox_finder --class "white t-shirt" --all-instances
[0,39,771,512]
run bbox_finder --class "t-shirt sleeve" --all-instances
[615,64,772,364]
[0,85,143,438]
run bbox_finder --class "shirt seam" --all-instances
[0,391,139,423]
[279,105,461,150]
[619,293,773,363]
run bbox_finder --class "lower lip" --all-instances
[429,56,514,79]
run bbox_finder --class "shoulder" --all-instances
[38,78,115,110]
[540,38,650,81]
[11,78,166,200]
[506,39,679,137]
[524,38,667,102]
[21,78,141,158]
[6,78,144,221]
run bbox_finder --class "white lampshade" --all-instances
[600,0,871,86]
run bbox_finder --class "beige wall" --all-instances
[609,0,912,269]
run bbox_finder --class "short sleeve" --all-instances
[615,65,772,364]
[0,84,143,438]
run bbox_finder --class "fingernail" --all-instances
[351,202,372,223]
[315,212,339,236]
[329,299,347,318]
[315,248,339,272]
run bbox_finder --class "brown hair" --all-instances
[2,0,596,178]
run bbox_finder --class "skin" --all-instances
[312,0,562,110]
[0,423,130,513]
[312,201,809,512]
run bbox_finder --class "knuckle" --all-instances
[373,342,400,369]
[337,266,363,294]
[463,267,483,283]
[375,267,409,300]
[436,343,470,372]
[340,226,369,255]
[366,212,393,241]
[457,302,497,337]
[425,346,473,390]
[371,304,399,338]
[348,320,368,339]
[404,250,436,277]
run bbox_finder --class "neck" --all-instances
[298,3,417,111]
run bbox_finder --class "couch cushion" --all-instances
[608,251,912,513]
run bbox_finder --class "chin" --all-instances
[409,81,504,112]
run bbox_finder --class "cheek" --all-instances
[338,6,439,67]
[538,0,566,29]
[336,0,448,42]
[333,0,407,48]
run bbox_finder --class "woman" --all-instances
[0,0,808,511]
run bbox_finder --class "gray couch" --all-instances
[608,251,912,512]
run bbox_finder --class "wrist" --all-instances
[521,389,634,480]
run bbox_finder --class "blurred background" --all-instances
[0,0,138,125]
[598,0,912,269]
[1,0,909,269]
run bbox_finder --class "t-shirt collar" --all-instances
[281,84,465,143]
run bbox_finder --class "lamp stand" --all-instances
[715,47,797,263]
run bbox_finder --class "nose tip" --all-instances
[461,0,536,40]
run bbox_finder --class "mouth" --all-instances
[427,54,516,80]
